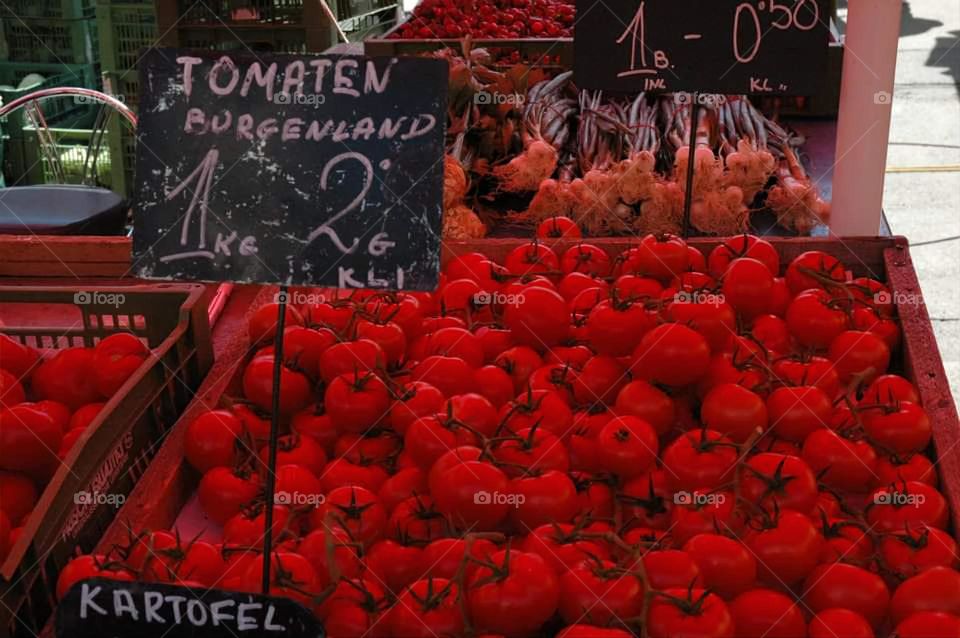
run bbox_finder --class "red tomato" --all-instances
[785,289,850,349]
[412,355,474,397]
[422,537,497,580]
[614,380,675,435]
[66,402,103,431]
[0,369,25,410]
[387,578,464,637]
[879,527,959,578]
[259,433,327,475]
[861,374,920,405]
[468,549,559,636]
[433,451,511,531]
[0,471,36,525]
[504,242,560,278]
[631,323,711,387]
[0,404,62,480]
[766,385,831,442]
[805,562,891,628]
[895,611,960,638]
[241,552,319,607]
[808,609,874,638]
[388,495,446,543]
[558,559,643,625]
[522,523,610,575]
[242,354,311,417]
[708,235,780,277]
[662,429,737,492]
[730,589,806,638]
[644,549,703,589]
[741,453,818,514]
[92,333,148,398]
[324,371,390,433]
[721,257,774,318]
[802,428,878,491]
[318,339,385,383]
[647,588,734,638]
[862,401,931,454]
[683,534,757,599]
[56,555,110,600]
[499,389,573,438]
[184,409,244,473]
[536,216,582,239]
[890,567,960,625]
[634,234,690,282]
[700,383,767,443]
[572,355,628,406]
[509,470,578,530]
[561,244,611,277]
[746,510,823,586]
[248,302,304,344]
[785,250,846,294]
[866,481,949,532]
[594,416,658,478]
[0,334,39,378]
[197,466,259,525]
[828,330,891,383]
[313,485,385,547]
[666,295,736,353]
[32,348,100,410]
[586,299,655,356]
[504,286,570,347]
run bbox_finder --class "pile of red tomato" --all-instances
[56,234,960,637]
[391,0,574,40]
[0,333,149,563]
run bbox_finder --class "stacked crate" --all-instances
[0,0,156,197]
[0,0,99,185]
[155,0,332,52]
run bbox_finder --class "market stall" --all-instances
[2,0,959,636]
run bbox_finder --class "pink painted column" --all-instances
[829,0,903,236]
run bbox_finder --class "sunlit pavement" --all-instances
[879,0,960,401]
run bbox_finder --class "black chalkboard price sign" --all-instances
[131,48,447,290]
[574,0,830,95]
[56,579,324,638]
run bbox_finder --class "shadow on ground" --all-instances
[926,30,960,91]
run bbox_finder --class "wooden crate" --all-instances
[0,284,214,638]
[0,236,132,278]
[87,237,959,551]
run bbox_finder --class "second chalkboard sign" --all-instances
[132,49,447,290]
[574,0,830,95]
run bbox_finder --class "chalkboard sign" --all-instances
[56,579,324,638]
[131,48,447,290]
[574,0,830,94]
